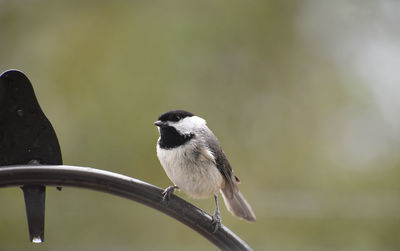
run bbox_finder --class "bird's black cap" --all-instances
[158,110,194,122]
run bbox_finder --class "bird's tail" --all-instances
[221,187,256,222]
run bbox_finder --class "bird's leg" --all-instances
[211,194,222,233]
[162,185,179,201]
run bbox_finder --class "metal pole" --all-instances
[0,165,252,251]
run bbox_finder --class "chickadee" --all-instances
[154,110,256,232]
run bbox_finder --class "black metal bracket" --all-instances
[0,165,252,250]
[0,70,63,243]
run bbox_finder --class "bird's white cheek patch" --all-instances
[170,116,206,134]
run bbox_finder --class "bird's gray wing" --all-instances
[201,128,238,199]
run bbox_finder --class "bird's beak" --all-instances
[154,120,166,127]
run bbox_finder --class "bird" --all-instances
[0,70,63,243]
[154,110,255,232]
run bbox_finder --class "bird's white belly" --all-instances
[157,144,223,198]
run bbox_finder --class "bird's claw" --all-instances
[162,185,177,202]
[211,211,221,233]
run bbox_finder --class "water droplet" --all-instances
[17,109,24,117]
[32,236,43,243]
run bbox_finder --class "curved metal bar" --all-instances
[0,165,252,251]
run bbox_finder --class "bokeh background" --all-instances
[1,1,400,250]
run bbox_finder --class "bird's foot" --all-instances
[211,210,222,233]
[162,185,178,202]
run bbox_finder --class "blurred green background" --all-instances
[1,1,400,250]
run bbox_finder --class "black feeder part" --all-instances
[0,70,62,243]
